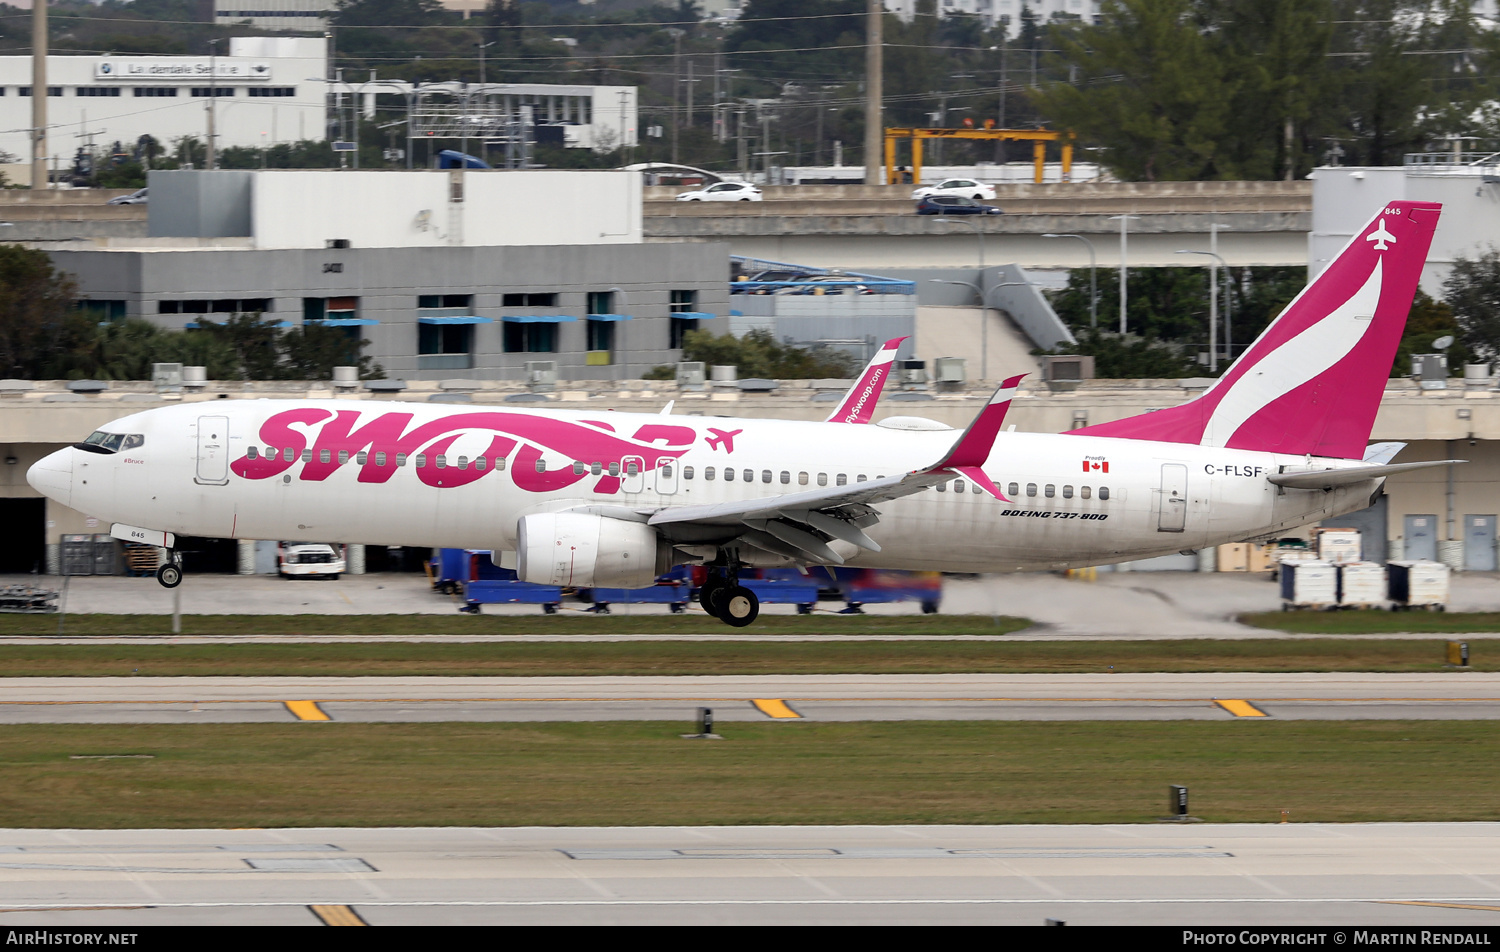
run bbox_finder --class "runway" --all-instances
[1,673,1496,722]
[0,824,1494,925]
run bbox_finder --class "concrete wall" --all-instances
[1309,165,1500,297]
[149,171,254,238]
[914,305,1042,383]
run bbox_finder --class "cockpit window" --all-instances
[75,430,145,454]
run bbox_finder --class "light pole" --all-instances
[206,37,225,171]
[1042,233,1097,329]
[1175,247,1230,372]
[477,40,495,87]
[1107,214,1138,334]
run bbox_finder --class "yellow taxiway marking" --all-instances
[284,700,331,721]
[751,699,802,719]
[1382,900,1500,913]
[309,904,367,926]
[1215,699,1268,717]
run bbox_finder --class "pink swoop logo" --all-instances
[231,409,697,495]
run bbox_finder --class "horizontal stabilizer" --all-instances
[1269,459,1464,490]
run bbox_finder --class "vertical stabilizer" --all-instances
[1069,201,1441,459]
[825,336,908,424]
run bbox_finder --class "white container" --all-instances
[1387,560,1450,608]
[1338,561,1386,607]
[710,365,738,383]
[1280,559,1337,607]
[1315,527,1362,564]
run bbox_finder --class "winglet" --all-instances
[924,374,1025,500]
[825,336,908,424]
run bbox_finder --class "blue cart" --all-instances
[578,567,692,614]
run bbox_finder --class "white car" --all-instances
[676,181,763,202]
[279,543,346,579]
[911,179,996,201]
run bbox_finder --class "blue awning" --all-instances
[307,318,379,327]
[670,311,718,320]
[418,315,493,325]
[502,314,578,324]
[585,313,633,322]
[729,309,744,317]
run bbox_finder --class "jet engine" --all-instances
[516,512,664,589]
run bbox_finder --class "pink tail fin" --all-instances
[825,336,908,424]
[1068,201,1441,459]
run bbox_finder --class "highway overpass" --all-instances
[645,181,1311,274]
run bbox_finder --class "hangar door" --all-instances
[0,499,44,573]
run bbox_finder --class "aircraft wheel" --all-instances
[156,564,182,589]
[719,586,759,627]
[699,578,728,618]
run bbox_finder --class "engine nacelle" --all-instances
[516,512,662,589]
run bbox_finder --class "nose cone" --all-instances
[27,449,72,508]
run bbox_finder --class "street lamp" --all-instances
[309,76,412,169]
[1175,248,1229,373]
[1041,233,1097,329]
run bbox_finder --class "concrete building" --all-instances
[882,0,1101,34]
[0,38,328,164]
[49,168,726,382]
[214,0,333,31]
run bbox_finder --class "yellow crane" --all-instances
[884,127,1075,186]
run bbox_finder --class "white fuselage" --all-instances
[36,400,1380,572]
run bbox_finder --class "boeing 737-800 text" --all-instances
[27,202,1457,626]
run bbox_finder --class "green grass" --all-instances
[0,639,1489,676]
[0,613,1030,637]
[5,722,1497,827]
[1242,611,1500,635]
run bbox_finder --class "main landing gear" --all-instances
[155,551,183,589]
[698,566,759,628]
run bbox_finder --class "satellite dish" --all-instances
[1433,336,1455,351]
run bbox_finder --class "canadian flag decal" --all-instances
[1083,459,1109,473]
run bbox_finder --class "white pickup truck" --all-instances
[278,543,346,580]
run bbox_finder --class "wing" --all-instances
[823,336,908,424]
[644,376,1026,564]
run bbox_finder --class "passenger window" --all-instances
[857,475,867,482]
[684,466,694,479]
[1100,486,1110,501]
[937,482,946,493]
[1062,485,1073,499]
[591,463,602,476]
[535,458,547,473]
[356,451,367,465]
[436,455,447,469]
[247,446,259,459]
[457,456,468,470]
[284,447,295,462]
[973,483,984,494]
[396,453,407,466]
[780,471,790,484]
[574,462,585,475]
[1008,482,1019,496]
[475,457,487,471]
[661,463,673,478]
[762,470,772,484]
[704,466,715,480]
[955,479,966,493]
[609,461,620,477]
[303,449,313,462]
[724,468,735,482]
[817,473,827,486]
[626,461,639,476]
[415,454,427,468]
[319,449,331,464]
[1044,484,1055,498]
[337,450,349,464]
[836,474,847,486]
[743,469,753,482]
[1081,485,1091,499]
[495,456,506,471]
[798,472,808,485]
[1026,483,1037,497]
[265,446,275,459]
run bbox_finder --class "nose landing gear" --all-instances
[155,552,183,589]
